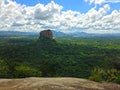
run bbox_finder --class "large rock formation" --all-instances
[40,29,53,39]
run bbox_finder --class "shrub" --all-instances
[89,68,104,82]
[15,65,41,78]
[89,67,120,84]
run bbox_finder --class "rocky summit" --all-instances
[40,29,53,39]
[0,78,120,90]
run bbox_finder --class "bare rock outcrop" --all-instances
[40,29,53,39]
[0,78,120,90]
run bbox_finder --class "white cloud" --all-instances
[86,4,110,20]
[0,0,3,5]
[85,0,120,5]
[106,0,120,3]
[0,0,120,34]
[85,0,105,5]
[34,1,62,20]
[0,0,63,32]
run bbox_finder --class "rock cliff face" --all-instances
[40,29,53,39]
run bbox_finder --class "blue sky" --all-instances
[0,0,120,33]
[13,0,120,13]
[13,0,93,13]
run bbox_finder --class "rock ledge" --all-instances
[0,77,120,90]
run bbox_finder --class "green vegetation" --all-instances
[0,36,120,84]
[89,68,120,83]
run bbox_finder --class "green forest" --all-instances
[0,36,120,84]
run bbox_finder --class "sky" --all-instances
[0,0,120,33]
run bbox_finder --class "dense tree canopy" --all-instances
[0,36,120,83]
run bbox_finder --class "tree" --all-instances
[15,65,41,78]
[0,59,9,78]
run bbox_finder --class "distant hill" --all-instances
[0,31,68,37]
[52,30,69,37]
[0,31,120,37]
[68,32,120,37]
[68,32,93,37]
[0,31,39,36]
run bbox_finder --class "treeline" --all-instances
[0,37,120,83]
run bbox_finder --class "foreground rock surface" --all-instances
[0,78,120,90]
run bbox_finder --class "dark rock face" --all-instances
[40,29,53,39]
